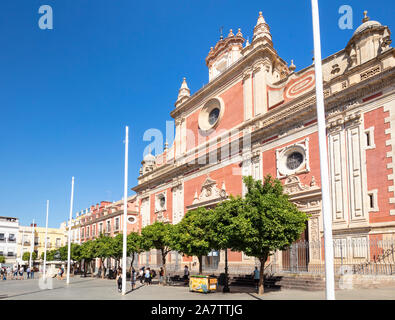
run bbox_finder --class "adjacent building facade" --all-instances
[0,216,19,266]
[17,223,67,264]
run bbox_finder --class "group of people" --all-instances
[0,265,36,280]
[114,265,190,293]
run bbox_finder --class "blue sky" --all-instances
[0,0,393,228]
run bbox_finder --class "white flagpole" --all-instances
[122,126,129,295]
[66,177,75,285]
[29,219,35,269]
[311,0,335,300]
[43,200,49,278]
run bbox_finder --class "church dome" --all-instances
[143,152,155,163]
[353,20,382,36]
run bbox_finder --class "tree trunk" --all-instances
[101,258,105,279]
[198,255,203,275]
[162,249,167,286]
[223,249,230,292]
[131,253,135,269]
[258,256,267,295]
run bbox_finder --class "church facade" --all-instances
[131,11,395,274]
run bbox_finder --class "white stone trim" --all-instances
[383,100,395,215]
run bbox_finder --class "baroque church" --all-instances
[130,11,395,273]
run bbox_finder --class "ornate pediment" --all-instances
[283,175,319,195]
[188,175,228,209]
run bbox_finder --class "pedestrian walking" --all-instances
[13,265,18,280]
[183,265,189,285]
[31,267,35,279]
[116,269,122,293]
[159,267,164,285]
[253,266,260,291]
[1,268,6,280]
[144,267,151,285]
[139,267,144,284]
[26,266,31,279]
[19,266,24,280]
[57,267,62,280]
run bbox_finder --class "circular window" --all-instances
[198,98,224,131]
[208,108,220,125]
[127,216,137,224]
[286,152,304,170]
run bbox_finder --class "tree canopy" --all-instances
[172,207,213,274]
[235,175,309,294]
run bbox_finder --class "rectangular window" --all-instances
[367,190,379,211]
[0,233,4,241]
[369,194,374,208]
[366,131,371,147]
[56,238,61,247]
[8,234,16,242]
[364,127,375,149]
[99,223,103,234]
[115,218,119,231]
[106,221,111,233]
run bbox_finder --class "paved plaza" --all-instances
[1,275,395,300]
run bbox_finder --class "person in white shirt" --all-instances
[19,266,24,280]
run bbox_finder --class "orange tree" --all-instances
[233,175,308,295]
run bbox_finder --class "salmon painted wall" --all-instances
[185,81,244,153]
[364,107,395,223]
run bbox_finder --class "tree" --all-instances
[172,208,212,274]
[109,234,123,268]
[210,196,245,292]
[94,235,112,279]
[22,251,37,262]
[236,175,309,295]
[127,232,143,269]
[0,256,5,264]
[141,222,175,285]
[59,245,68,261]
[80,240,96,277]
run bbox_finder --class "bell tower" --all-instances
[206,28,245,81]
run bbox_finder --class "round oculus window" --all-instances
[198,98,224,131]
[208,108,220,125]
[286,152,304,170]
[127,216,137,224]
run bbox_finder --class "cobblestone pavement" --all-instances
[1,276,394,300]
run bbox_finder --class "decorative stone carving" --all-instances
[283,175,310,195]
[189,175,228,208]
